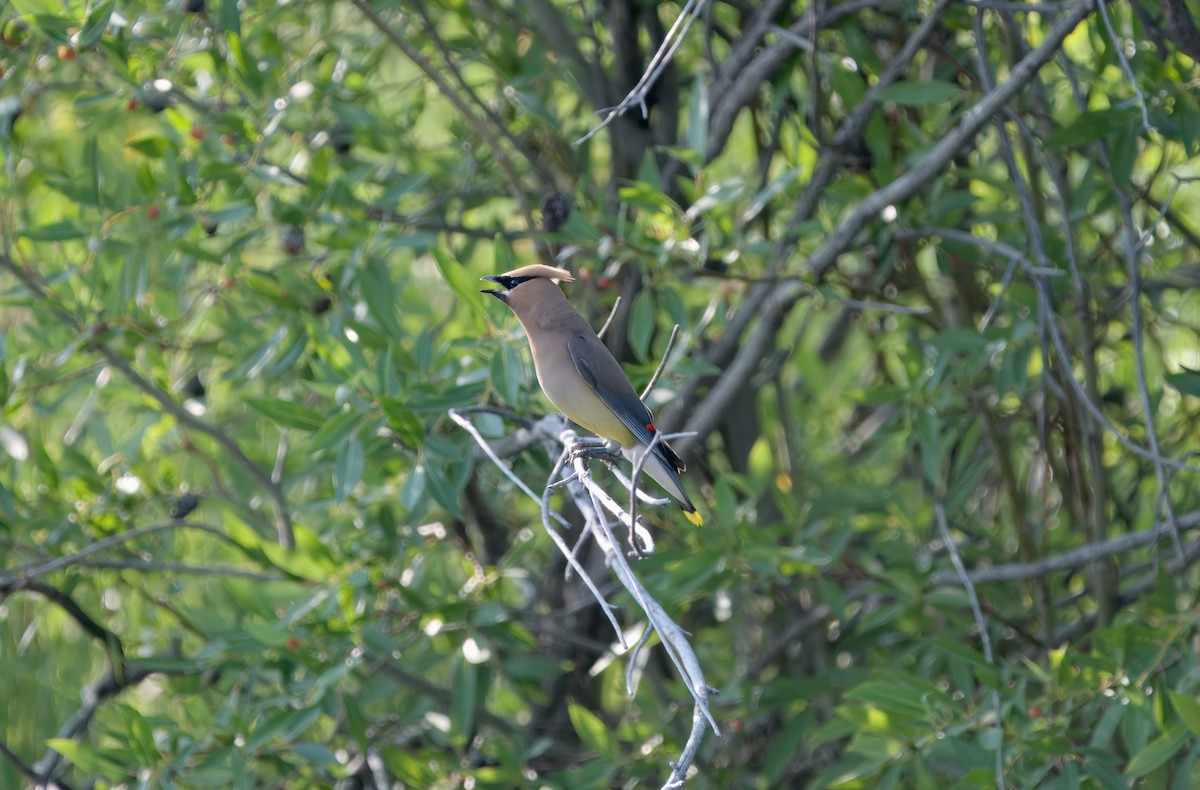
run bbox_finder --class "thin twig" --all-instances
[1,521,235,584]
[928,508,1200,586]
[641,325,681,400]
[627,430,668,554]
[96,349,296,549]
[676,1,1096,453]
[449,409,625,637]
[935,502,1003,790]
[1095,0,1155,133]
[76,559,280,580]
[567,445,718,736]
[543,443,626,641]
[0,738,63,788]
[903,227,1200,475]
[0,252,295,548]
[596,295,623,341]
[575,0,708,145]
[349,0,537,228]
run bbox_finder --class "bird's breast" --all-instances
[530,338,633,445]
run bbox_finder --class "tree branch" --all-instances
[94,348,296,549]
[928,508,1200,587]
[675,1,1096,452]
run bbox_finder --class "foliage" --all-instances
[2,0,1200,788]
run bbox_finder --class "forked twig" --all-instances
[575,0,709,145]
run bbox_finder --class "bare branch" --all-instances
[34,658,202,783]
[677,1,1097,452]
[575,0,708,145]
[1,521,235,584]
[453,337,717,784]
[928,508,1200,587]
[0,579,121,651]
[935,502,1004,790]
[641,324,681,400]
[349,0,537,228]
[596,295,623,341]
[0,738,55,788]
[1095,0,1155,132]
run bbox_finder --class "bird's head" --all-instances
[480,264,574,305]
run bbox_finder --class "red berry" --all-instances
[190,124,204,140]
[219,277,234,290]
[57,45,76,61]
[147,206,160,219]
[127,98,138,110]
[596,277,614,290]
[1029,706,1042,718]
[286,637,300,650]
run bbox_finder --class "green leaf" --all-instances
[245,398,324,431]
[118,703,160,766]
[126,135,170,159]
[878,81,961,106]
[1169,690,1200,736]
[217,0,241,35]
[492,233,515,272]
[423,457,465,517]
[1125,724,1190,778]
[21,221,86,241]
[567,701,615,758]
[358,257,402,339]
[1165,369,1200,398]
[244,620,290,649]
[78,0,113,48]
[431,246,489,330]
[628,289,655,361]
[1084,756,1129,790]
[844,680,929,721]
[333,436,364,500]
[44,739,127,778]
[379,398,425,448]
[450,657,478,746]
[1044,108,1140,149]
[310,409,365,453]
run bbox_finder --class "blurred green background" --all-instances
[2,0,1200,787]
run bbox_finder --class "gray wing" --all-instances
[567,334,685,473]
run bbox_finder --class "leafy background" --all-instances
[2,0,1200,788]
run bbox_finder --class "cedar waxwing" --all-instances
[482,264,703,525]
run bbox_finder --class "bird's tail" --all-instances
[632,447,704,526]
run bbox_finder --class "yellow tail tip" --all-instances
[684,509,704,526]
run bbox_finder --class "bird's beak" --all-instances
[480,276,508,302]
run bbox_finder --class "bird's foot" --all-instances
[569,440,622,463]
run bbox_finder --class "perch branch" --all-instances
[454,337,716,786]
